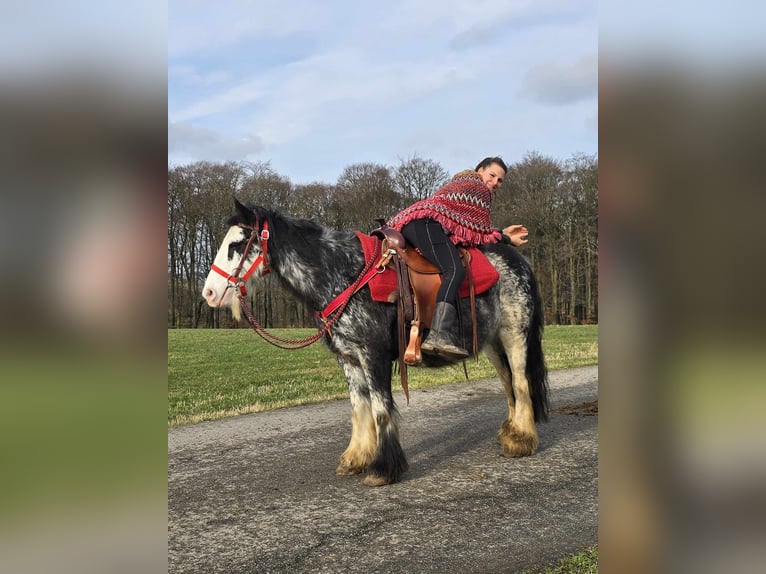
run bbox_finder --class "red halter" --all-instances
[210,220,271,296]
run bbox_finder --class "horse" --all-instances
[202,199,549,486]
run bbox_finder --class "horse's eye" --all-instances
[227,240,245,258]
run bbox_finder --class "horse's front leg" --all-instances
[334,340,408,486]
[336,358,376,476]
[337,388,376,475]
[362,359,409,487]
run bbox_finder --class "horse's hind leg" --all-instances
[486,329,539,457]
[336,359,377,476]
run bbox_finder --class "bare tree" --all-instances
[494,152,565,322]
[564,153,598,322]
[168,161,249,327]
[288,182,335,220]
[392,154,449,201]
[333,162,407,231]
[237,161,291,207]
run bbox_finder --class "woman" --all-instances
[386,157,528,360]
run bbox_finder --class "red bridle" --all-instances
[210,220,271,296]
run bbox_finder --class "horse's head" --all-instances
[202,199,271,318]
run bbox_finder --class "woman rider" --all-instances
[386,157,528,360]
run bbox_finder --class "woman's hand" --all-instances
[503,224,529,246]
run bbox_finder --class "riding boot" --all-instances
[421,302,470,360]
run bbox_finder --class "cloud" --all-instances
[447,0,586,52]
[168,0,330,58]
[168,65,229,87]
[204,50,473,147]
[170,78,265,122]
[521,53,598,105]
[167,1,598,179]
[168,121,264,161]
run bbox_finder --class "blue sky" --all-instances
[169,0,598,184]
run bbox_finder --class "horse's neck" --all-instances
[271,219,360,310]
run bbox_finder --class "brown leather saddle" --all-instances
[370,224,479,376]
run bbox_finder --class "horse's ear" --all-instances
[233,197,253,222]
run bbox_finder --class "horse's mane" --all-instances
[227,203,355,242]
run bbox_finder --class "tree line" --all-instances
[168,152,597,328]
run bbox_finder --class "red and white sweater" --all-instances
[387,170,502,246]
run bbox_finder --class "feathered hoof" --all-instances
[498,420,538,457]
[336,463,366,476]
[500,439,537,458]
[362,458,409,486]
[362,473,394,487]
[336,454,369,476]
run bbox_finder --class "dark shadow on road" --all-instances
[395,379,598,482]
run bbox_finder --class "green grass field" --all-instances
[168,324,597,426]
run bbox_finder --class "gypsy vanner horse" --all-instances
[202,199,549,486]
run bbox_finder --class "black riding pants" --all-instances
[400,218,465,306]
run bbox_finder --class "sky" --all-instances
[168,0,598,184]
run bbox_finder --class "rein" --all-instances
[214,218,382,350]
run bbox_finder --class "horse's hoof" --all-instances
[499,433,538,457]
[501,441,536,457]
[498,421,538,457]
[362,474,392,487]
[336,464,365,476]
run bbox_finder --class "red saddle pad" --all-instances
[355,232,500,304]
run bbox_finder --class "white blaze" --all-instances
[201,226,259,317]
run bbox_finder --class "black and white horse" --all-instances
[202,200,549,486]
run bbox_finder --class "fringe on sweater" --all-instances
[387,169,502,246]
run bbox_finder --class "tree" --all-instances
[332,162,406,231]
[238,161,292,208]
[495,152,564,322]
[391,154,449,201]
[563,153,598,322]
[289,182,335,220]
[168,161,250,327]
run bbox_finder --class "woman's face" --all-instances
[477,162,506,191]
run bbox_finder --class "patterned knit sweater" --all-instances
[387,169,502,246]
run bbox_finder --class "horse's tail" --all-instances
[526,271,550,423]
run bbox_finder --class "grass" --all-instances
[168,324,597,426]
[527,546,598,574]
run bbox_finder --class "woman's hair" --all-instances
[475,156,508,173]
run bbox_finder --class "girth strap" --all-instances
[396,257,412,404]
[460,249,479,359]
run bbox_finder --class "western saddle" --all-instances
[371,223,479,401]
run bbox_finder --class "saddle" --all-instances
[370,223,480,371]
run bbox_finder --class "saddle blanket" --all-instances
[355,232,500,303]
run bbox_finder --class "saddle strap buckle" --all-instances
[377,248,396,269]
